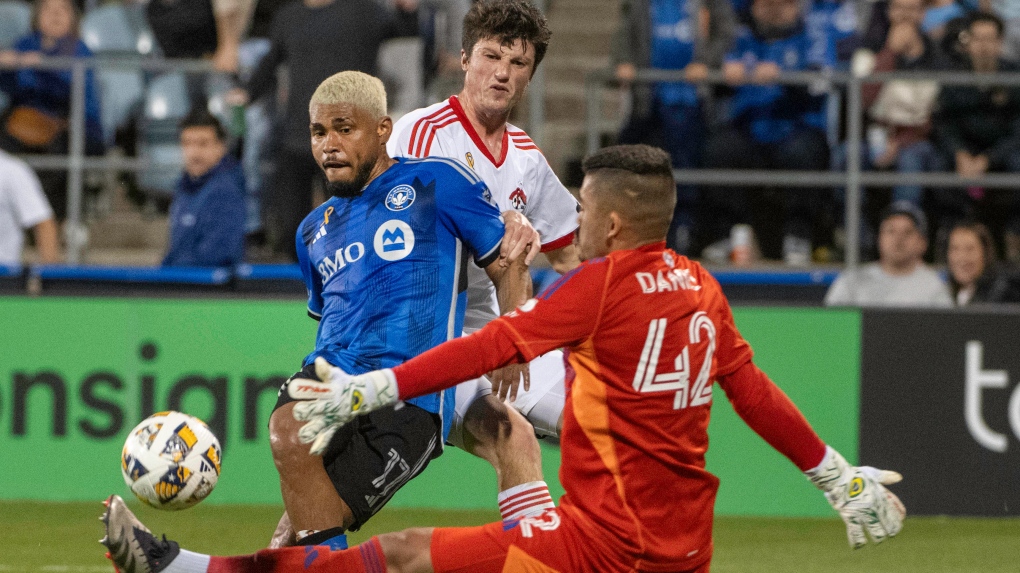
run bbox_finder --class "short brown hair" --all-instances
[582,145,676,241]
[462,0,552,73]
[179,107,226,141]
[968,11,1005,37]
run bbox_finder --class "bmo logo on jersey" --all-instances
[318,242,366,284]
[374,220,416,262]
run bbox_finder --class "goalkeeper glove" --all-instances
[287,357,399,455]
[805,446,906,549]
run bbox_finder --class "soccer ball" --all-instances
[120,411,222,510]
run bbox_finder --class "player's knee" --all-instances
[269,404,311,471]
[505,407,540,453]
[463,394,513,448]
[378,528,434,573]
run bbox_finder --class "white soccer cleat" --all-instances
[100,494,181,573]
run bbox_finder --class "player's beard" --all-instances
[325,155,376,198]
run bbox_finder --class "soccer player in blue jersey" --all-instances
[266,71,532,551]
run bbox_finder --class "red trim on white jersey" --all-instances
[448,96,509,167]
[508,129,540,151]
[540,230,575,253]
[407,105,455,157]
[422,115,459,156]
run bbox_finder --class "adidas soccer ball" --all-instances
[120,411,222,510]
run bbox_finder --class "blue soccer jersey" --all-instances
[296,157,505,440]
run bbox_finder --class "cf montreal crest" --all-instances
[385,185,416,211]
[509,187,528,210]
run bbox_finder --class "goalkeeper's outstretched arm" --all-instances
[717,360,906,548]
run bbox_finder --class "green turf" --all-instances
[3,501,1018,572]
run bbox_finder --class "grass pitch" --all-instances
[2,501,1018,572]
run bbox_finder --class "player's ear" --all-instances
[461,49,469,71]
[607,211,623,242]
[377,116,393,144]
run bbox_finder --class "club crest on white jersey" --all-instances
[509,186,528,210]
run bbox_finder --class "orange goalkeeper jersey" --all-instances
[392,241,824,571]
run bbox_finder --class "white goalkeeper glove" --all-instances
[805,446,906,549]
[287,357,399,455]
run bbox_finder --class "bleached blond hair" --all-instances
[309,71,387,118]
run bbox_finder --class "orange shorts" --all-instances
[429,508,710,573]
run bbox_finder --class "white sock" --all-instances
[162,548,211,573]
[498,481,555,520]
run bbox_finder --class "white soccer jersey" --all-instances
[0,150,52,265]
[388,95,578,331]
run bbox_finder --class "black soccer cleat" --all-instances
[100,495,181,573]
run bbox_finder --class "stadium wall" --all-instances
[2,297,854,516]
[860,308,1020,517]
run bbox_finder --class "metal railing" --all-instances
[2,55,225,263]
[585,68,1020,275]
[3,52,551,265]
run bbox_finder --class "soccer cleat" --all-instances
[100,495,181,573]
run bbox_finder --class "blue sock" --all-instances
[298,527,348,549]
[321,533,348,550]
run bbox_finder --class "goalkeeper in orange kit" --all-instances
[102,144,904,573]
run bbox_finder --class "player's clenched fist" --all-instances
[805,446,906,548]
[288,357,399,455]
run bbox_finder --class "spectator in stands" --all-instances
[420,0,473,101]
[859,0,924,52]
[612,0,736,254]
[946,219,1020,304]
[807,0,862,65]
[0,148,59,265]
[0,0,102,221]
[932,11,1020,262]
[937,13,973,63]
[855,1,950,207]
[924,0,969,40]
[162,108,245,268]
[232,0,417,261]
[701,0,832,265]
[145,0,219,106]
[825,200,953,306]
[147,0,218,62]
[982,0,1020,60]
[207,0,293,249]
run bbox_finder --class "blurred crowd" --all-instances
[1,0,1020,307]
[614,0,1020,276]
[0,0,470,266]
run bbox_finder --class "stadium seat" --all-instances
[80,3,156,56]
[0,0,29,116]
[80,4,156,147]
[0,0,30,50]
[138,72,190,197]
[96,69,145,148]
[144,72,190,123]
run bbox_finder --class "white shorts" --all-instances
[447,350,565,449]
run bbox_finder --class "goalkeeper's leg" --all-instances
[104,496,629,573]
